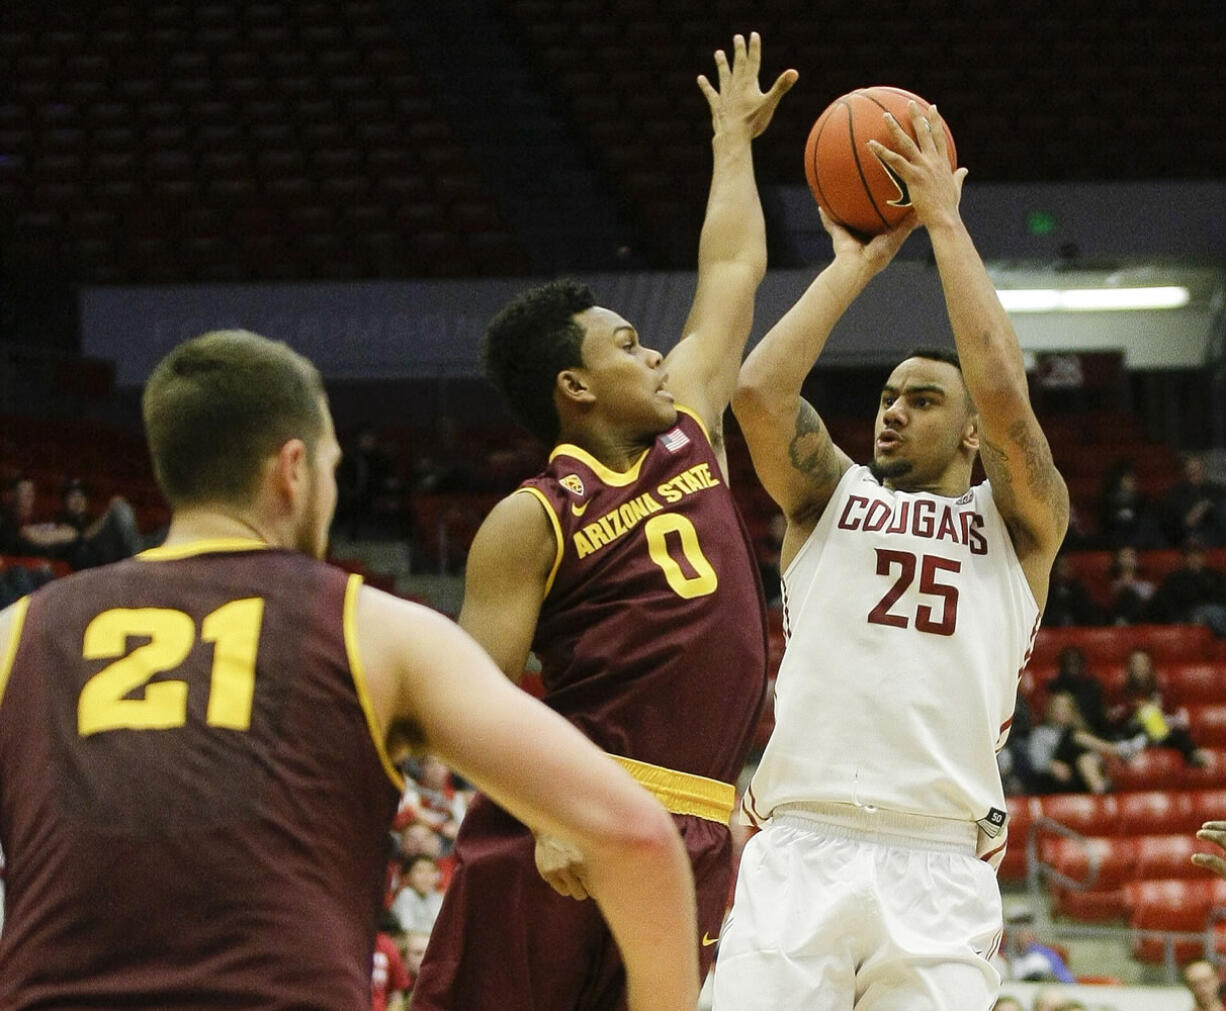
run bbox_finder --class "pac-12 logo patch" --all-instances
[560,474,585,496]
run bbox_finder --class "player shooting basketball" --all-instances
[712,101,1068,1009]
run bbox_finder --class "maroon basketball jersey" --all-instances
[0,541,401,1010]
[521,409,768,785]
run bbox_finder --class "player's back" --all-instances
[0,540,402,1010]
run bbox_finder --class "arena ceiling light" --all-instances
[995,285,1191,312]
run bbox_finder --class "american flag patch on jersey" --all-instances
[659,427,690,453]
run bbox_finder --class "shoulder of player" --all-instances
[467,491,558,579]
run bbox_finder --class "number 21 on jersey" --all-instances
[78,598,264,737]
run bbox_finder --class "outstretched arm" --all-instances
[664,32,796,456]
[870,105,1068,605]
[733,211,914,537]
[359,590,700,1011]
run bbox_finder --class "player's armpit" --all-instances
[456,491,556,683]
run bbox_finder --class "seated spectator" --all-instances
[395,753,467,853]
[1097,459,1162,549]
[1162,452,1226,547]
[999,692,1036,795]
[1046,645,1116,739]
[371,912,410,1011]
[0,476,141,569]
[55,479,143,568]
[1105,545,1156,625]
[399,930,431,997]
[1147,536,1226,636]
[1042,555,1104,628]
[390,854,443,934]
[1121,648,1208,766]
[1027,693,1136,794]
[1184,959,1226,1011]
[0,557,54,606]
[1002,905,1076,984]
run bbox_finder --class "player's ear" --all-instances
[557,368,596,406]
[271,438,309,500]
[962,412,980,454]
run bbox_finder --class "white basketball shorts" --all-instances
[711,804,1003,1010]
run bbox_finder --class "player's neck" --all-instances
[557,422,652,474]
[160,506,279,550]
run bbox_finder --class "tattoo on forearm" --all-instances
[788,401,838,487]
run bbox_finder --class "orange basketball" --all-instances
[803,86,956,236]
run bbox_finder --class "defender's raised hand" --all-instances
[697,32,797,140]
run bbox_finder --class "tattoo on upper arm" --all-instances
[981,419,1069,530]
[787,400,840,491]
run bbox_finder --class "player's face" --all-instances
[574,306,676,437]
[871,358,973,491]
[297,402,341,560]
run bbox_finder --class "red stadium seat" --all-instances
[1189,705,1226,747]
[1124,877,1226,932]
[1130,624,1215,663]
[1040,835,1135,889]
[1116,790,1199,835]
[1052,885,1127,922]
[1111,748,1226,792]
[1166,663,1226,706]
[1036,793,1119,836]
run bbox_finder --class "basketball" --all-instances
[803,86,956,236]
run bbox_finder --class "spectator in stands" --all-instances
[55,478,143,568]
[1042,555,1103,627]
[390,854,444,934]
[0,557,53,606]
[1182,959,1226,1011]
[1046,646,1114,738]
[1097,458,1162,549]
[1032,989,1082,1011]
[396,753,466,854]
[1002,905,1076,984]
[1028,692,1136,794]
[371,912,410,1011]
[999,692,1036,795]
[1121,647,1208,766]
[1162,452,1226,548]
[0,476,141,569]
[1105,544,1156,626]
[1147,536,1226,636]
[399,930,431,995]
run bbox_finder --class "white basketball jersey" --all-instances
[744,465,1039,831]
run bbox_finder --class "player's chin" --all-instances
[870,454,913,483]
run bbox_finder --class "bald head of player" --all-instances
[871,346,979,496]
[142,329,341,559]
[482,279,677,452]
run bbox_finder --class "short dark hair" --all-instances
[142,330,327,509]
[898,346,972,410]
[903,345,962,371]
[482,279,596,444]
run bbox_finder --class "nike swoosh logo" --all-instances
[571,501,589,517]
[701,932,719,947]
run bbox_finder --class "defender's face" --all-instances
[573,306,675,437]
[872,358,973,490]
[299,402,341,560]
